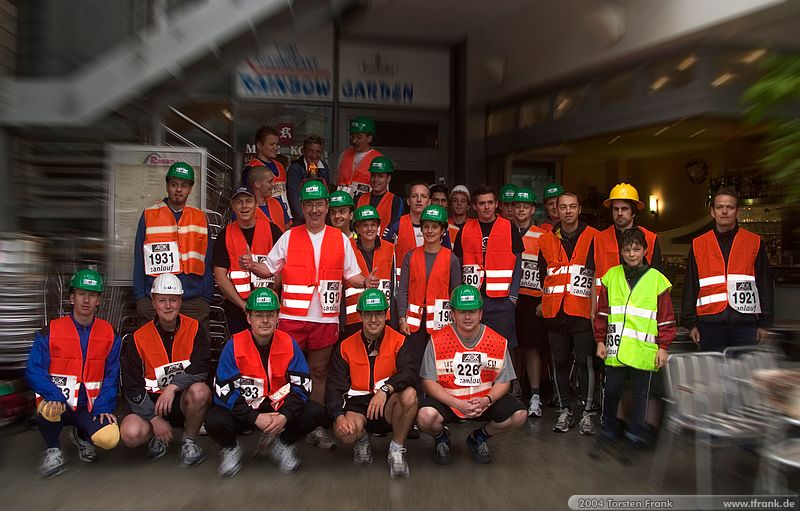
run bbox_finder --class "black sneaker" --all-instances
[466,433,492,464]
[433,428,451,465]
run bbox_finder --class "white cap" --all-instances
[450,185,470,200]
[151,274,183,295]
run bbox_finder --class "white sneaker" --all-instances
[148,437,169,459]
[218,442,242,477]
[528,395,543,418]
[388,448,409,478]
[38,448,65,478]
[180,439,206,467]
[353,438,373,466]
[305,426,336,450]
[70,427,97,463]
[271,438,301,473]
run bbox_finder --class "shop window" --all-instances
[373,120,439,149]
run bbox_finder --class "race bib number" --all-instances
[154,360,189,389]
[353,182,371,196]
[319,280,342,314]
[271,182,287,199]
[432,299,452,330]
[378,279,392,302]
[251,255,275,288]
[50,374,78,407]
[520,259,540,290]
[461,264,484,289]
[605,323,622,358]
[238,377,265,408]
[569,264,594,298]
[727,279,761,314]
[143,241,180,275]
[452,352,487,387]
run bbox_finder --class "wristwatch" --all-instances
[380,384,391,395]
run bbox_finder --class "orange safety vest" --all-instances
[519,224,545,298]
[255,198,286,233]
[693,228,761,316]
[37,316,115,412]
[143,202,208,276]
[247,157,288,204]
[337,148,382,195]
[406,247,452,332]
[232,329,295,410]
[339,327,406,396]
[539,227,597,319]
[133,314,198,394]
[226,216,276,299]
[431,324,507,418]
[345,239,395,325]
[394,215,418,281]
[460,217,517,298]
[356,191,396,236]
[281,226,345,317]
[594,226,657,291]
[447,223,460,248]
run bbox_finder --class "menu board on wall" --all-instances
[338,42,450,108]
[107,146,207,286]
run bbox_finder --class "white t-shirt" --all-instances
[266,226,362,323]
[413,224,424,248]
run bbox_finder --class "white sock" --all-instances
[389,440,403,452]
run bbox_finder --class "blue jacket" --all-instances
[132,199,215,301]
[25,314,122,416]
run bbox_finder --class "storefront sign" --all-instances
[277,123,294,145]
[338,43,450,108]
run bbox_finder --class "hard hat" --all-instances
[70,269,104,293]
[420,204,448,224]
[353,205,380,224]
[499,184,518,203]
[300,179,329,201]
[91,423,120,450]
[542,183,564,200]
[368,156,394,174]
[514,187,536,204]
[329,190,354,209]
[450,284,484,311]
[349,116,375,135]
[150,274,183,296]
[37,400,64,422]
[165,162,195,183]
[246,287,280,311]
[603,182,644,210]
[357,288,389,312]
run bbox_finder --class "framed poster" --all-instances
[106,146,207,286]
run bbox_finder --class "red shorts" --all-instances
[278,319,339,351]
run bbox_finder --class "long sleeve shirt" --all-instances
[132,199,215,301]
[681,225,774,329]
[26,314,122,416]
[213,332,312,425]
[325,329,418,420]
[121,317,211,420]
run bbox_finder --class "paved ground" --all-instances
[0,404,765,511]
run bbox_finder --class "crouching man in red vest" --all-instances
[205,288,324,477]
[120,274,212,466]
[326,289,418,478]
[26,269,122,478]
[416,285,527,465]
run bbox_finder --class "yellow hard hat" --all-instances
[603,183,644,210]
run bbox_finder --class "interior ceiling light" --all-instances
[222,108,233,121]
[689,128,707,138]
[608,135,621,144]
[677,55,697,71]
[741,48,767,64]
[711,72,734,87]
[654,126,670,136]
[555,97,572,113]
[650,76,670,91]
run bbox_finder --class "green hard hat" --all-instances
[349,116,375,134]
[69,269,104,293]
[165,162,195,183]
[368,156,393,174]
[420,204,448,224]
[353,205,380,224]
[543,183,564,200]
[514,187,536,204]
[300,179,329,201]
[329,190,354,209]
[246,287,280,311]
[499,184,518,203]
[450,284,484,311]
[357,288,389,312]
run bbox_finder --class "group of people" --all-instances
[26,116,773,480]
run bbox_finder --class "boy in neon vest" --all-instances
[592,229,676,461]
[327,289,418,478]
[26,269,122,478]
[417,285,527,465]
[120,274,212,466]
[206,288,324,477]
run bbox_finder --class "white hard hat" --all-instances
[150,274,183,295]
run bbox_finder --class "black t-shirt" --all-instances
[212,222,284,269]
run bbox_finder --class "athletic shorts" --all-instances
[419,394,525,424]
[148,391,186,427]
[515,295,548,351]
[342,395,393,434]
[278,319,339,351]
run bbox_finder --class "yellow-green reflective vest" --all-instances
[601,265,671,371]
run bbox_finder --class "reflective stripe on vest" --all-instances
[406,247,452,333]
[356,191,396,237]
[594,226,657,288]
[133,314,198,393]
[232,329,296,410]
[281,226,345,317]
[539,227,597,319]
[520,225,545,297]
[340,327,405,396]
[345,239,394,325]
[143,202,208,276]
[226,216,276,299]
[460,217,516,297]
